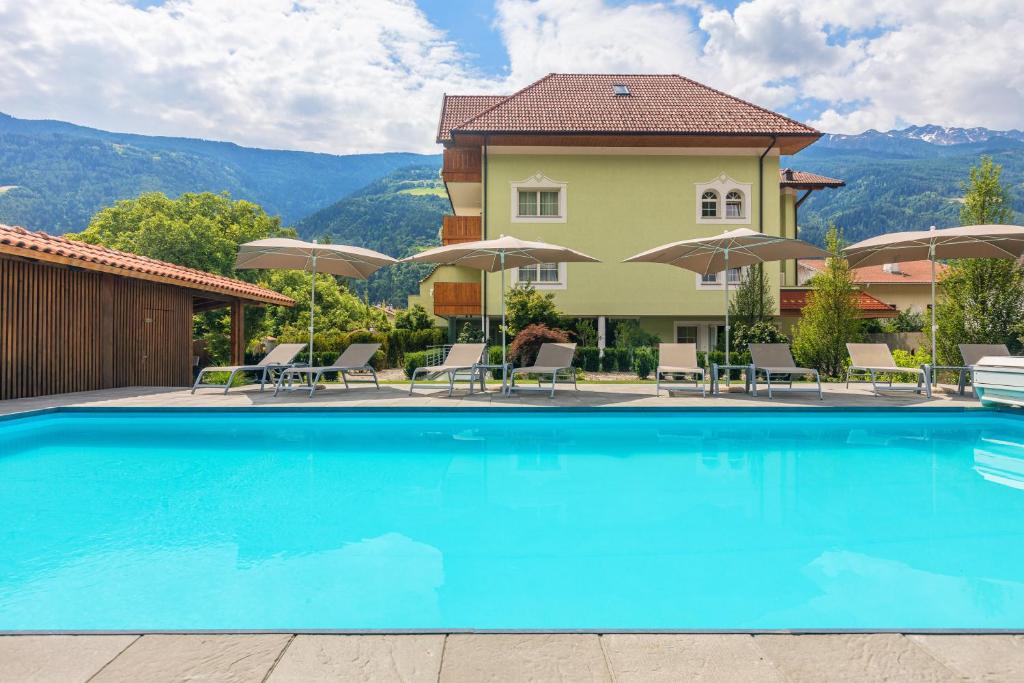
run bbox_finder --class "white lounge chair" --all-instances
[846,343,931,397]
[655,343,705,397]
[274,343,381,397]
[750,343,822,399]
[509,342,578,398]
[192,343,306,395]
[408,343,487,397]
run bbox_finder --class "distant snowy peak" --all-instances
[825,125,1024,147]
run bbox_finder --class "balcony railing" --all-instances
[441,215,481,245]
[433,281,480,317]
[442,147,481,183]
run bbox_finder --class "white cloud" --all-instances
[0,0,1022,151]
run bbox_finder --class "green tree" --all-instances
[394,304,433,331]
[934,156,1024,362]
[791,226,863,378]
[729,264,783,349]
[504,283,562,337]
[69,192,290,277]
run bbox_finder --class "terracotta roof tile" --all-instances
[437,95,507,143]
[800,258,946,284]
[779,168,845,188]
[0,224,294,306]
[447,74,819,139]
[780,287,897,317]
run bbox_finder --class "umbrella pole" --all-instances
[500,251,507,368]
[724,249,730,366]
[930,245,936,375]
[309,254,317,365]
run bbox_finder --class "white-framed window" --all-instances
[514,262,567,289]
[517,189,561,218]
[695,174,752,225]
[701,191,719,218]
[511,172,567,223]
[675,325,698,344]
[725,190,744,218]
[518,262,559,283]
[697,268,744,289]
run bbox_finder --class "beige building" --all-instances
[798,259,946,314]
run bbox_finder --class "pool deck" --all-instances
[3,383,1020,682]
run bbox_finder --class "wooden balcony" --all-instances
[433,281,480,317]
[441,215,481,245]
[442,147,481,183]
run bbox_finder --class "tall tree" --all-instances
[729,264,774,328]
[934,156,1024,362]
[791,226,863,378]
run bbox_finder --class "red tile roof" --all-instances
[780,287,898,318]
[445,74,820,140]
[0,224,294,306]
[779,168,845,188]
[437,95,508,143]
[800,259,946,284]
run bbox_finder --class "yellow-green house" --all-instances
[411,74,844,352]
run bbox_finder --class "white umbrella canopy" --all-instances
[401,235,600,368]
[624,228,832,364]
[844,224,1024,365]
[235,238,397,362]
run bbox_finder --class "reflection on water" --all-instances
[975,433,1024,490]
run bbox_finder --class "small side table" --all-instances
[710,363,756,396]
[469,363,512,395]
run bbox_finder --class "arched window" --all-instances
[725,190,744,219]
[701,191,719,218]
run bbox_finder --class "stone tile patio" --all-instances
[0,383,1011,682]
[3,633,1024,682]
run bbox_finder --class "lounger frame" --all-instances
[408,344,488,397]
[508,343,578,398]
[191,343,306,395]
[845,343,931,397]
[655,344,705,397]
[749,344,822,400]
[274,344,382,397]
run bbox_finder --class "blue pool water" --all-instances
[2,408,1024,631]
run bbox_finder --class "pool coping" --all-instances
[3,627,1024,635]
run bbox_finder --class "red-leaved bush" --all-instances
[508,324,571,367]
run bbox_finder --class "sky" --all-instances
[0,0,1021,155]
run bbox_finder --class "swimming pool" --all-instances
[2,407,1024,632]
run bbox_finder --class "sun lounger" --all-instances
[408,343,487,397]
[932,344,1011,395]
[192,343,306,395]
[750,343,822,399]
[655,343,705,397]
[509,343,578,398]
[274,343,381,397]
[846,343,931,397]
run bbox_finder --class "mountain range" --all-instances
[1,113,1022,303]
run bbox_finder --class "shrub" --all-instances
[601,348,632,372]
[505,283,562,336]
[403,351,428,379]
[573,319,598,347]
[613,320,660,348]
[732,320,788,349]
[342,329,387,369]
[457,321,484,343]
[508,324,570,367]
[393,304,434,331]
[633,346,657,379]
[575,346,600,372]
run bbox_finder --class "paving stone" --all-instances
[267,635,443,683]
[601,634,784,682]
[90,634,291,683]
[754,634,960,682]
[439,634,611,682]
[909,634,1024,681]
[0,635,136,683]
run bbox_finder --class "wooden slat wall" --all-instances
[442,147,482,183]
[433,281,481,317]
[441,215,482,245]
[1,257,193,400]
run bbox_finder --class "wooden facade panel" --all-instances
[433,281,481,317]
[442,147,482,183]
[441,215,482,245]
[0,257,193,400]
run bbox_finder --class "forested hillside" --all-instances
[0,113,438,231]
[295,165,449,304]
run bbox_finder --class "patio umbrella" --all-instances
[624,228,831,364]
[844,224,1024,365]
[400,235,600,367]
[235,238,397,362]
